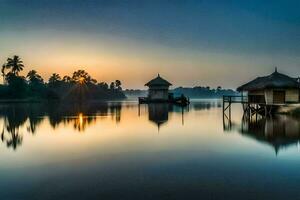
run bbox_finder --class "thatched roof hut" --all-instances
[237,69,299,91]
[145,74,172,101]
[237,69,300,105]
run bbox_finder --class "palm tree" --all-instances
[115,80,122,91]
[72,70,92,84]
[26,70,43,84]
[26,70,38,80]
[63,75,72,83]
[1,64,6,84]
[49,73,61,83]
[48,73,61,88]
[6,55,24,75]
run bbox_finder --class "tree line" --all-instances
[173,86,238,99]
[1,55,126,101]
[124,86,238,99]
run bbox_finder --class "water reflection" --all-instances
[47,102,122,129]
[146,103,188,130]
[192,100,221,110]
[0,102,124,150]
[0,101,194,150]
[148,103,169,129]
[2,100,300,199]
[224,109,300,154]
[0,105,28,150]
[3,100,299,155]
[1,118,23,150]
[240,115,300,154]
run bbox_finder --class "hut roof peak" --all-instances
[237,70,299,91]
[145,74,172,86]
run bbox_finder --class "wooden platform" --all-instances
[138,96,190,106]
[222,95,281,122]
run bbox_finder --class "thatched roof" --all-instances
[145,74,172,86]
[237,70,299,91]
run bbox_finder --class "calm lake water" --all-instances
[1,100,300,200]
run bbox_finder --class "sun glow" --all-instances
[79,113,83,125]
[74,113,85,132]
[79,77,85,84]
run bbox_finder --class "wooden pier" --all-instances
[223,95,247,130]
[223,95,277,116]
[223,95,268,131]
[222,94,282,132]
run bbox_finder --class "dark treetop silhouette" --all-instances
[0,55,126,101]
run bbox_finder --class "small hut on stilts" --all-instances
[223,68,300,118]
[238,69,299,111]
[232,68,300,115]
[139,74,189,106]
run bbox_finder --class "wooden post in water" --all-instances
[229,96,231,122]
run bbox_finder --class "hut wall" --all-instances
[249,91,264,95]
[248,89,299,104]
[148,89,169,100]
[285,89,299,103]
[264,90,273,105]
[248,90,266,104]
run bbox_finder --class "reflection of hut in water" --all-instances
[241,115,300,154]
[147,103,188,130]
[148,103,169,129]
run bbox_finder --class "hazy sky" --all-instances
[1,0,300,89]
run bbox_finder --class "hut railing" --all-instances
[223,95,248,103]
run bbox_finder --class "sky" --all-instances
[0,0,300,89]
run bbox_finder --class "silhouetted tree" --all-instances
[62,75,72,83]
[115,80,122,91]
[48,73,61,88]
[72,70,96,84]
[98,82,108,90]
[26,70,45,98]
[5,72,27,98]
[110,82,115,90]
[1,64,6,84]
[0,55,126,101]
[6,55,24,75]
[27,70,44,85]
